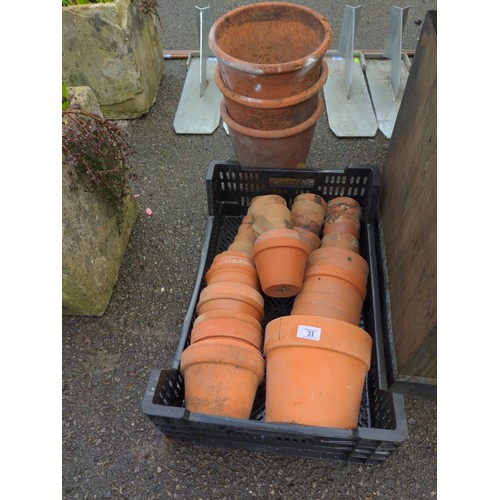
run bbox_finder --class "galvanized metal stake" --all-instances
[383,6,409,100]
[196,6,213,98]
[173,5,222,134]
[337,5,362,99]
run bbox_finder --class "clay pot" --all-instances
[321,232,359,253]
[190,316,263,350]
[293,226,321,254]
[294,192,327,211]
[216,60,328,130]
[264,314,372,428]
[194,309,262,333]
[221,97,324,169]
[326,197,362,219]
[180,337,265,419]
[196,282,265,321]
[249,195,287,213]
[205,250,260,289]
[252,228,310,297]
[209,2,332,99]
[291,275,365,324]
[291,199,326,235]
[322,220,360,240]
[228,240,254,255]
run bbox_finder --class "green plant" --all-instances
[62,81,69,110]
[62,104,136,209]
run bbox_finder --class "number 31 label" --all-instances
[296,325,321,341]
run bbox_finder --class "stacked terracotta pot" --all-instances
[209,2,332,168]
[264,196,374,429]
[249,195,310,298]
[180,215,265,420]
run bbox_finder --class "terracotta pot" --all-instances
[249,195,287,213]
[324,212,361,231]
[194,309,262,333]
[228,240,254,255]
[252,228,310,297]
[321,232,359,253]
[221,96,324,169]
[293,226,321,254]
[291,199,325,235]
[322,221,360,240]
[264,314,372,428]
[205,251,260,289]
[252,214,294,237]
[326,197,362,219]
[291,277,365,324]
[196,282,265,321]
[216,60,328,130]
[180,337,265,419]
[209,2,332,99]
[306,248,369,297]
[190,316,263,350]
[294,192,327,211]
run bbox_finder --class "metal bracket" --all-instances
[384,6,409,100]
[173,6,222,134]
[364,6,410,138]
[323,5,378,137]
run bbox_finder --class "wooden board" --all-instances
[379,11,437,387]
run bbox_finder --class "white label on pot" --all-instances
[296,325,321,341]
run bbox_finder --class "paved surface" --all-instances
[62,1,437,498]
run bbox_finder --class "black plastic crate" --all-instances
[142,161,408,464]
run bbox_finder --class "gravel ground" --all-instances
[62,1,437,498]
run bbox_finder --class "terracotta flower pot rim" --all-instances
[208,2,332,75]
[221,96,324,139]
[215,60,328,109]
[180,337,265,380]
[264,314,372,368]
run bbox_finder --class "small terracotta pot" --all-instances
[250,195,287,213]
[251,203,292,222]
[235,222,257,246]
[216,60,328,130]
[205,251,260,289]
[293,226,321,254]
[264,314,372,428]
[194,309,262,333]
[228,240,254,255]
[326,197,362,219]
[221,97,324,169]
[322,221,360,240]
[252,228,310,297]
[306,248,369,297]
[294,192,327,211]
[252,214,294,237]
[180,337,265,419]
[209,2,332,99]
[324,212,361,231]
[291,277,365,324]
[321,232,359,253]
[196,282,265,321]
[291,199,325,235]
[190,316,263,350]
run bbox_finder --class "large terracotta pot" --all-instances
[196,282,265,321]
[209,2,332,99]
[180,337,265,419]
[252,228,310,297]
[221,97,324,169]
[216,60,328,130]
[264,314,372,428]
